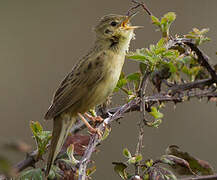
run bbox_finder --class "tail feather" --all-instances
[45,115,75,177]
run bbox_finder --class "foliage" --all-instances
[3,9,216,180]
[113,145,214,180]
[30,121,52,158]
[112,11,215,180]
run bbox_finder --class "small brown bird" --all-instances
[45,13,139,176]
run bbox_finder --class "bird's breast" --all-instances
[87,51,125,107]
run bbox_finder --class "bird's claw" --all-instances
[89,127,103,139]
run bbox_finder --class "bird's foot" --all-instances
[78,113,103,138]
[84,113,103,123]
[88,127,103,139]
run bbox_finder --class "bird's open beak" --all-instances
[121,12,142,30]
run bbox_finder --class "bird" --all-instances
[44,13,140,176]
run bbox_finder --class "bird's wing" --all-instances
[44,51,105,120]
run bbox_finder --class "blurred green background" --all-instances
[0,0,216,179]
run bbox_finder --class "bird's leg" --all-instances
[78,113,102,138]
[85,109,103,123]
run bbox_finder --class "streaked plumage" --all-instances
[45,14,137,176]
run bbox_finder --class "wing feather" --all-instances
[44,51,104,120]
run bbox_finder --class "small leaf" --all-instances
[86,166,96,177]
[112,162,128,179]
[156,38,167,48]
[127,55,146,60]
[102,126,111,141]
[149,107,164,119]
[145,159,154,167]
[164,12,176,22]
[66,144,79,164]
[47,165,62,179]
[147,166,177,180]
[128,157,136,164]
[135,154,143,163]
[151,15,160,25]
[166,145,214,175]
[127,72,141,81]
[30,121,42,136]
[30,121,52,157]
[160,154,196,175]
[146,119,162,128]
[123,148,132,158]
[139,63,148,75]
[18,168,43,180]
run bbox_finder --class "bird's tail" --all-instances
[45,115,75,177]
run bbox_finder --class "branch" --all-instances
[14,86,217,175]
[14,38,217,178]
[167,38,217,83]
[167,78,214,95]
[181,174,217,180]
[135,72,149,175]
[78,99,139,180]
[184,41,217,82]
[78,89,217,179]
[14,150,38,173]
[127,0,152,16]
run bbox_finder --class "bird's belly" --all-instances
[81,54,125,111]
[94,68,121,102]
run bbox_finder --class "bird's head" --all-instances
[94,13,141,42]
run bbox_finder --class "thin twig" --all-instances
[184,41,217,82]
[78,99,139,180]
[14,37,217,179]
[181,174,217,180]
[127,0,152,16]
[167,38,217,83]
[14,150,37,173]
[135,72,149,175]
[168,78,214,95]
[13,88,217,174]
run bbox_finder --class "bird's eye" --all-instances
[110,21,118,27]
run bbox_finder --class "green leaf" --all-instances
[126,72,141,90]
[168,62,177,73]
[147,166,177,180]
[112,162,128,179]
[139,63,148,74]
[151,15,160,25]
[135,154,143,163]
[184,27,210,45]
[86,166,96,177]
[166,145,214,175]
[150,107,164,119]
[101,126,111,141]
[30,121,42,136]
[146,119,162,128]
[128,157,136,164]
[47,165,62,179]
[30,121,52,157]
[123,148,132,158]
[164,12,176,22]
[126,72,141,81]
[114,74,128,92]
[66,144,79,164]
[163,50,179,59]
[18,168,43,180]
[145,159,154,167]
[127,54,147,61]
[156,38,167,48]
[161,154,196,175]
